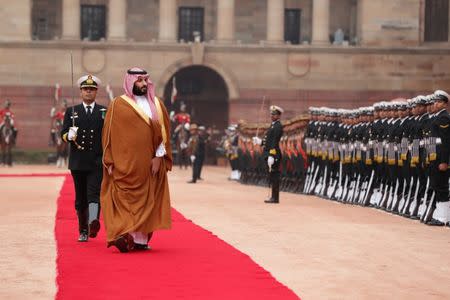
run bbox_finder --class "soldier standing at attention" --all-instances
[424,90,450,226]
[187,124,204,184]
[62,75,106,242]
[253,105,284,203]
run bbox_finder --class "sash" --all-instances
[121,94,168,145]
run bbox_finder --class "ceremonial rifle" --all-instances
[418,177,430,219]
[362,169,375,206]
[334,161,343,199]
[423,191,436,223]
[400,177,414,214]
[409,178,421,217]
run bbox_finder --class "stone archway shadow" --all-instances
[156,58,240,100]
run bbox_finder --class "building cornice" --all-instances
[1,40,450,55]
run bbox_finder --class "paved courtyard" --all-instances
[1,165,449,299]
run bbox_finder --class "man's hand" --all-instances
[252,136,262,145]
[151,157,162,175]
[438,163,448,171]
[68,126,78,141]
[267,156,274,167]
[190,155,196,163]
[107,165,113,175]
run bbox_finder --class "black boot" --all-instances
[265,177,280,204]
[77,209,89,242]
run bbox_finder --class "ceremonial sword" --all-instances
[254,96,271,199]
[70,52,82,150]
[255,95,266,139]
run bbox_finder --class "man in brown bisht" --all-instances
[101,67,172,253]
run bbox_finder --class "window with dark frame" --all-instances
[32,12,50,40]
[178,7,204,42]
[284,9,301,44]
[81,5,106,41]
[32,0,62,40]
[424,0,449,42]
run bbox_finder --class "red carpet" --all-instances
[55,175,300,300]
[0,173,66,177]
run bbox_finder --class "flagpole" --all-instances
[171,76,177,105]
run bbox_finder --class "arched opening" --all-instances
[163,65,229,130]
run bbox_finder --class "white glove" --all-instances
[190,155,196,163]
[267,156,275,167]
[68,127,78,141]
[252,136,262,145]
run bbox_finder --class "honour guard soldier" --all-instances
[172,102,191,125]
[0,99,15,122]
[402,96,428,217]
[0,99,18,140]
[254,105,284,203]
[61,75,106,242]
[423,90,450,226]
[223,125,240,180]
[187,124,206,183]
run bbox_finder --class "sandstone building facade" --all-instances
[0,0,449,149]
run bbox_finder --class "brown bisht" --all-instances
[100,95,172,245]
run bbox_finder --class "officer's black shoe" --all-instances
[89,219,100,238]
[78,230,89,242]
[187,180,196,184]
[446,222,450,228]
[264,198,279,204]
[426,219,445,226]
[134,243,150,251]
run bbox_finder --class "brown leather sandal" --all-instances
[109,234,134,253]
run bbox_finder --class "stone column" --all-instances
[217,0,235,43]
[0,0,31,41]
[159,0,177,42]
[108,0,127,41]
[62,0,80,40]
[312,0,330,45]
[448,1,450,43]
[266,0,284,43]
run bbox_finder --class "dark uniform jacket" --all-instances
[61,103,106,170]
[431,109,450,165]
[263,120,283,161]
[195,135,206,159]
